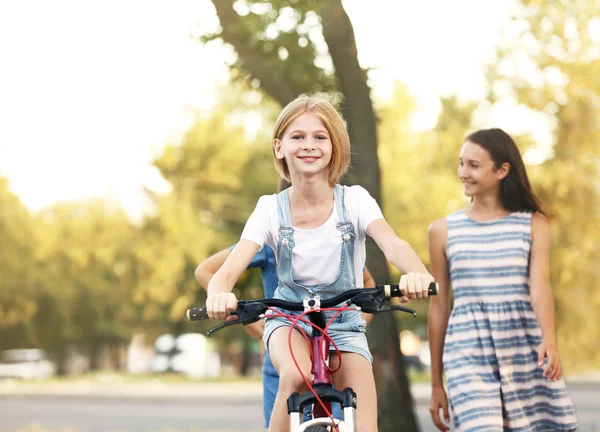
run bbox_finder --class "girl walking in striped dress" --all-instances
[427,128,578,431]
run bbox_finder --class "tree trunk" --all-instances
[211,0,299,107]
[88,342,102,371]
[321,2,419,430]
[55,343,69,376]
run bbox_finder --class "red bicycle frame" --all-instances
[281,300,357,432]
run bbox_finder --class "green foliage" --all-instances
[35,201,136,348]
[0,188,140,359]
[488,0,600,371]
[203,0,336,97]
[0,178,39,332]
[379,89,474,264]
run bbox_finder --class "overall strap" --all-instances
[276,189,293,229]
[334,184,352,228]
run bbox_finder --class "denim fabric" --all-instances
[263,184,371,363]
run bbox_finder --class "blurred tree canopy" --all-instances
[487,0,600,369]
[0,178,40,334]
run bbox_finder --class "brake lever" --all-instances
[348,291,387,313]
[207,318,242,337]
[350,291,417,316]
[376,305,417,317]
[206,302,269,337]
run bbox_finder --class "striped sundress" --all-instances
[443,210,578,431]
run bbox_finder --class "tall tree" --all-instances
[203,1,418,428]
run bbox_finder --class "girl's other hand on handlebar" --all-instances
[206,292,238,320]
[400,272,435,300]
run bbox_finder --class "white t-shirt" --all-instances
[241,185,384,287]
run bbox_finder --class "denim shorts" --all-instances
[262,351,344,427]
[262,309,373,365]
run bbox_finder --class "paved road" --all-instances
[0,396,435,432]
[0,383,598,431]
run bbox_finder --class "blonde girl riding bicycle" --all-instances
[206,93,433,432]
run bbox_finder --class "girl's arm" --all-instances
[363,267,376,288]
[196,246,265,339]
[367,219,433,299]
[529,212,562,381]
[427,217,451,430]
[367,219,429,273]
[427,218,452,387]
[195,248,231,289]
[206,239,260,320]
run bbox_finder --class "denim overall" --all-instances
[262,184,372,364]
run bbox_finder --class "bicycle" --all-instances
[187,282,438,432]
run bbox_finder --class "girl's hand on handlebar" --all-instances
[206,292,238,320]
[400,273,435,300]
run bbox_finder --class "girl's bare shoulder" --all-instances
[428,217,448,238]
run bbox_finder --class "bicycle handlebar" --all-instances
[187,282,438,324]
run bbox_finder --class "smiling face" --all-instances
[273,112,333,183]
[271,94,351,185]
[458,140,509,198]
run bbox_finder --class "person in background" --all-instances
[427,128,578,431]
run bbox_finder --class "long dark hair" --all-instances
[466,128,545,215]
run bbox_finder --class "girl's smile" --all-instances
[298,155,321,163]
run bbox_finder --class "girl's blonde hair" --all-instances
[272,94,351,186]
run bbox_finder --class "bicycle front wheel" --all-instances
[297,417,352,432]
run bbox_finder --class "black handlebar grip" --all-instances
[389,282,439,297]
[429,282,439,296]
[187,306,209,321]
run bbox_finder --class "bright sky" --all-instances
[0,0,529,219]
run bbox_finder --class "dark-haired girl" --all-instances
[427,128,578,431]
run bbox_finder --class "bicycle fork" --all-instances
[287,308,357,431]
